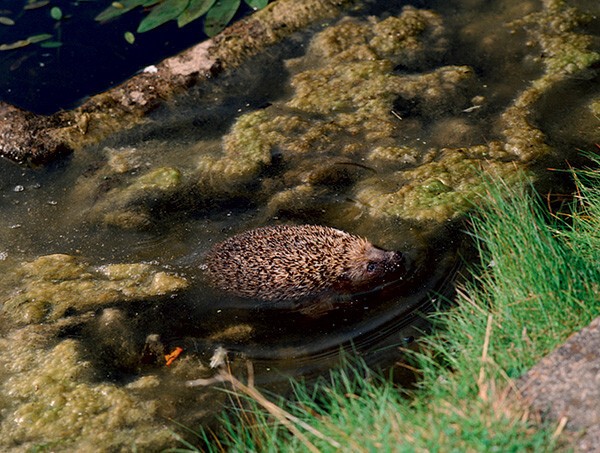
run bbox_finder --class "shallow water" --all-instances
[0,0,598,449]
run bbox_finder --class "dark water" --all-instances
[0,0,257,114]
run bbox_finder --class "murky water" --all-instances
[0,0,598,449]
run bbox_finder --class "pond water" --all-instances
[0,0,598,450]
[0,0,258,114]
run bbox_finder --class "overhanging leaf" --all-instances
[27,33,53,44]
[124,31,136,43]
[177,0,216,28]
[0,17,15,26]
[137,0,189,33]
[244,0,267,10]
[24,1,50,11]
[0,40,30,51]
[204,0,240,37]
[95,0,147,22]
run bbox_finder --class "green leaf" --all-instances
[124,31,136,44]
[27,33,53,44]
[95,0,147,22]
[50,6,63,20]
[137,0,189,33]
[0,40,30,51]
[177,0,216,27]
[24,1,50,11]
[40,41,63,48]
[0,17,15,26]
[244,0,267,10]
[204,0,240,37]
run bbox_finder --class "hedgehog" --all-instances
[202,224,408,310]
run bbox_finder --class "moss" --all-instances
[511,0,600,78]
[355,148,530,222]
[82,157,183,229]
[0,324,175,451]
[2,254,188,325]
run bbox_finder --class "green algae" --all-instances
[590,99,600,117]
[196,7,479,218]
[195,6,496,223]
[36,0,598,238]
[310,7,446,66]
[2,254,188,325]
[0,319,215,452]
[84,0,599,227]
[511,0,600,79]
[207,0,359,70]
[499,0,600,162]
[355,147,528,222]
[197,109,277,193]
[72,145,187,229]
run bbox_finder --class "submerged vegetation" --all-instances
[95,0,272,37]
[0,0,271,52]
[184,160,600,451]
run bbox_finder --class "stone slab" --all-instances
[519,316,600,452]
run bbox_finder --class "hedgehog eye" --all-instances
[366,262,378,272]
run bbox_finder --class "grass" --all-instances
[177,162,600,452]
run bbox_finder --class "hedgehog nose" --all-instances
[387,251,406,272]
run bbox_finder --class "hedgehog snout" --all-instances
[363,249,406,277]
[382,251,406,275]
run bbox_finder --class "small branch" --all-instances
[187,356,341,451]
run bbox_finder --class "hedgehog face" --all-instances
[339,244,407,294]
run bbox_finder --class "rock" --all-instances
[518,316,600,452]
[0,104,71,164]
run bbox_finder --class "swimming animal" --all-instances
[202,224,408,311]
